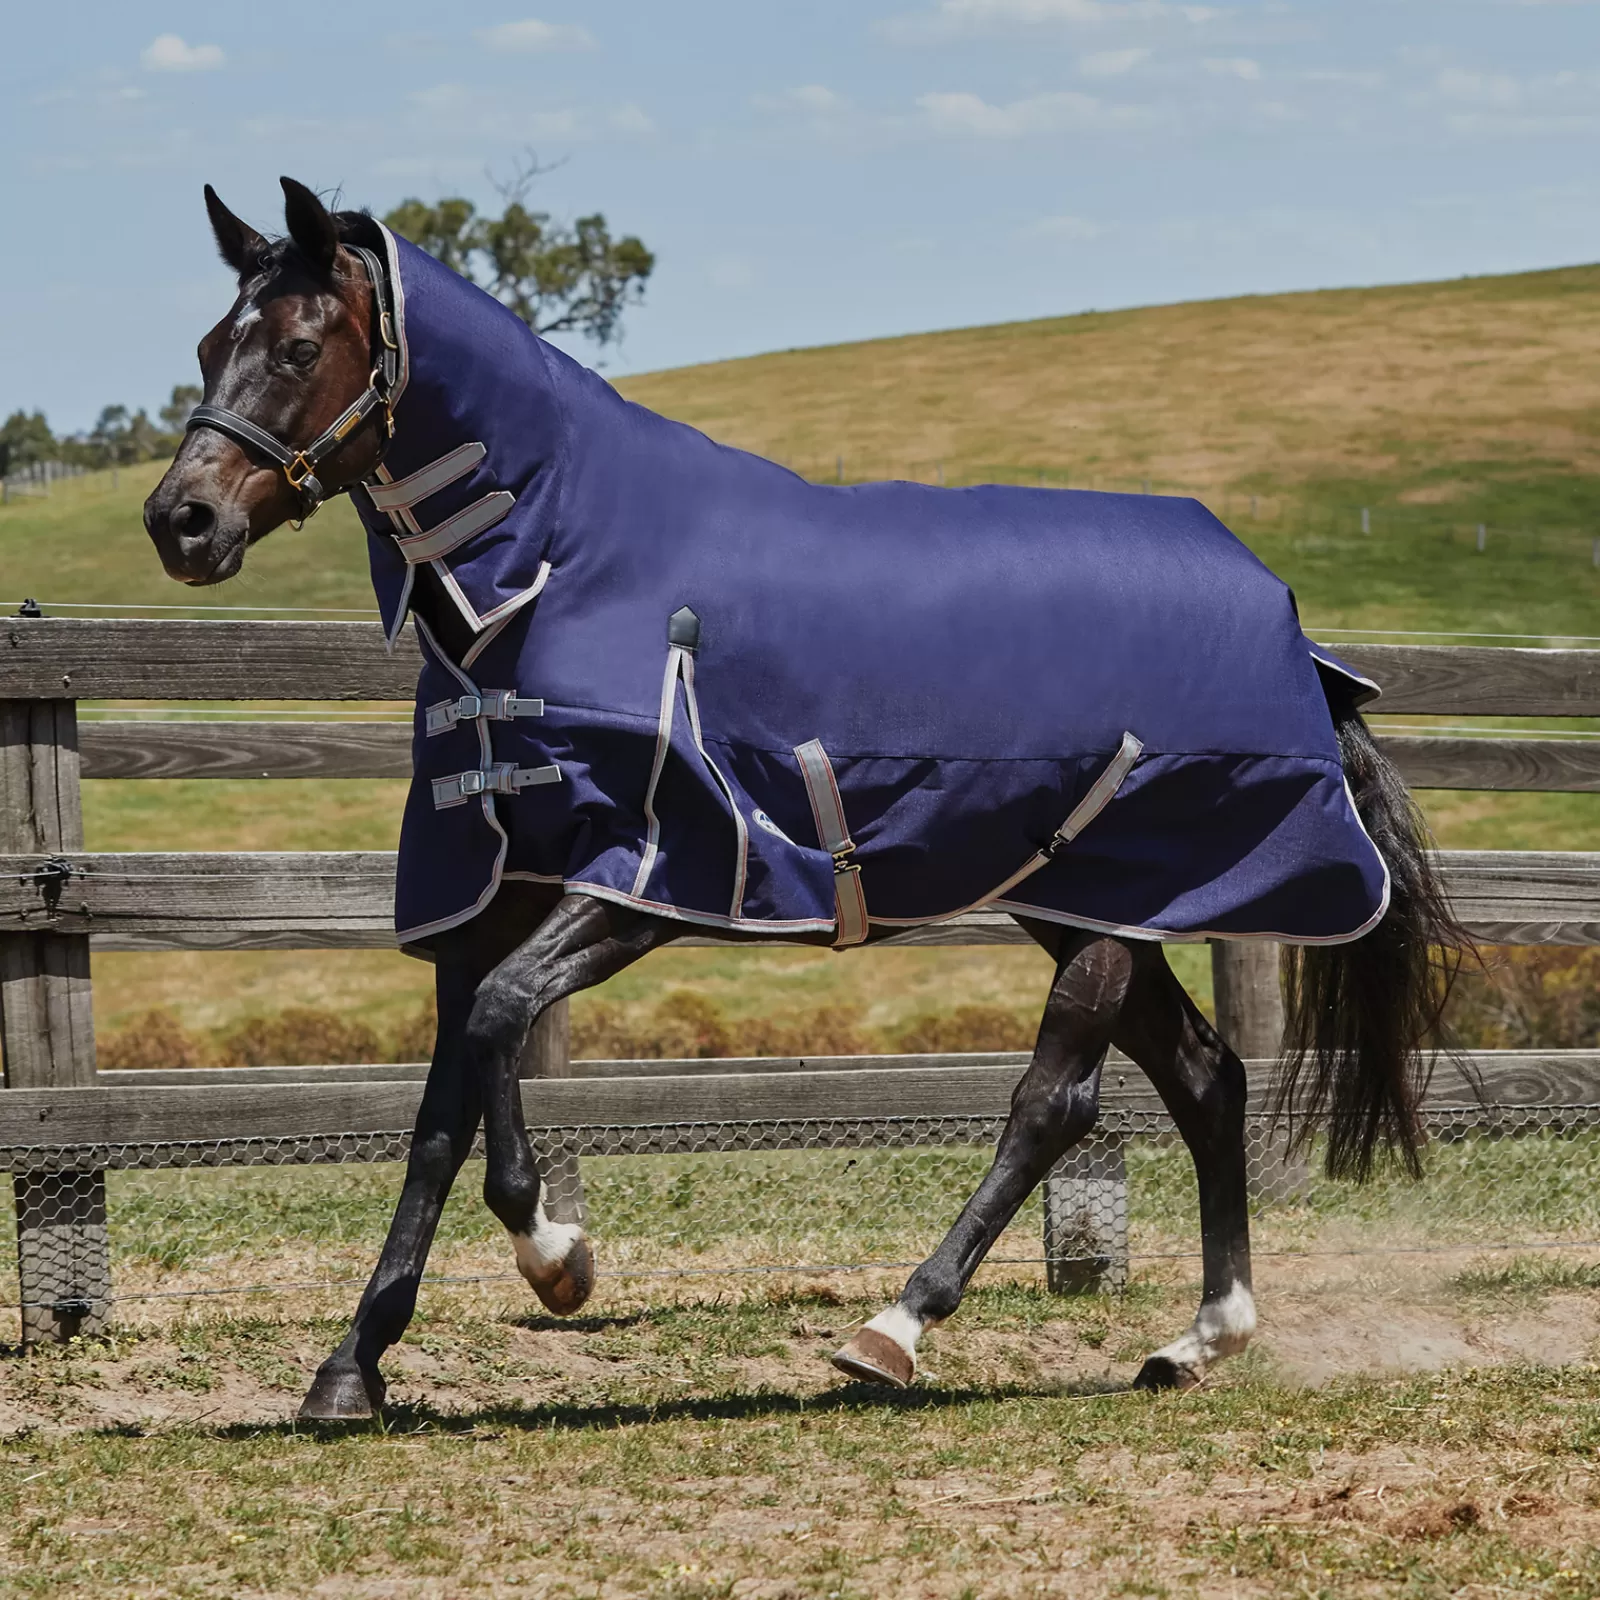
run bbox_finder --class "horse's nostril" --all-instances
[170,501,216,545]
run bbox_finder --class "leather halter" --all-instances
[185,244,399,524]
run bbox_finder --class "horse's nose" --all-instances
[167,500,217,554]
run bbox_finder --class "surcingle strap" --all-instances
[425,690,545,736]
[432,762,561,809]
[794,739,869,948]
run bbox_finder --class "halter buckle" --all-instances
[284,454,316,490]
[379,310,398,351]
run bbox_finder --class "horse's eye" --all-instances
[285,340,321,369]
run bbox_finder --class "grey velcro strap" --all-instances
[424,690,546,736]
[431,762,562,809]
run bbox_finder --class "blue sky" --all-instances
[5,1,1599,434]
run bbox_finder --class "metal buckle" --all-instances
[455,695,484,722]
[458,769,487,797]
[831,849,860,875]
[284,454,315,490]
[379,310,398,351]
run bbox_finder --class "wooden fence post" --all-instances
[519,997,584,1227]
[0,698,108,1342]
[1043,1133,1128,1293]
[1210,939,1307,1203]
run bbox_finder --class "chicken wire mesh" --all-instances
[4,1102,1600,1331]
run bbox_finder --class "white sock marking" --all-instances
[510,1196,585,1285]
[864,1302,928,1359]
[1148,1282,1256,1375]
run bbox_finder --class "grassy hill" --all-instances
[7,263,1599,1039]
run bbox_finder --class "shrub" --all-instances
[889,1003,1036,1054]
[1446,946,1600,1051]
[98,1007,206,1070]
[388,997,438,1062]
[213,1007,383,1067]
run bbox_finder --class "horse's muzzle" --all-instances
[143,494,245,585]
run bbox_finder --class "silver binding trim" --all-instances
[396,490,516,564]
[425,689,545,737]
[981,731,1145,904]
[632,646,687,898]
[368,442,487,513]
[630,644,750,919]
[432,762,561,809]
[794,738,869,948]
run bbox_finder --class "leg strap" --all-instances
[794,738,869,948]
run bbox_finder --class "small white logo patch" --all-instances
[752,808,793,844]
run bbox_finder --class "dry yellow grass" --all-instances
[619,265,1600,496]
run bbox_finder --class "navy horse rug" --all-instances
[353,230,1388,948]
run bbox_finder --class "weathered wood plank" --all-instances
[0,1050,1594,1156]
[2,621,1600,717]
[1381,735,1600,793]
[1334,644,1600,717]
[79,722,413,780]
[73,721,1600,793]
[0,620,420,702]
[11,849,1600,946]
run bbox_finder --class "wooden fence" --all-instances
[4,617,1600,1337]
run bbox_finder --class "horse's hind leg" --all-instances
[1114,945,1255,1389]
[832,932,1134,1387]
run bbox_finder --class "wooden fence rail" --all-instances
[4,617,1600,1340]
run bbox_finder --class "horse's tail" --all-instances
[1277,691,1471,1181]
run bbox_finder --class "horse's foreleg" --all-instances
[832,933,1134,1386]
[1116,945,1255,1390]
[468,896,677,1314]
[300,954,488,1420]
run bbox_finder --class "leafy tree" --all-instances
[0,410,54,477]
[383,158,654,347]
[160,384,202,435]
[87,404,165,467]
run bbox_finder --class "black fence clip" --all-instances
[35,855,74,912]
[17,598,42,618]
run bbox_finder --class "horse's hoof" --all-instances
[299,1359,385,1421]
[526,1234,595,1317]
[1131,1354,1200,1392]
[831,1328,915,1388]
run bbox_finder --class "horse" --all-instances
[143,178,1463,1420]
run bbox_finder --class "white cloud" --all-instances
[1202,56,1260,80]
[1079,47,1150,76]
[475,19,596,53]
[141,35,224,72]
[763,84,844,112]
[881,0,1216,41]
[609,103,655,135]
[1435,67,1522,107]
[916,88,1145,136]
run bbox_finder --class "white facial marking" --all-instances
[1148,1282,1256,1374]
[864,1302,929,1358]
[231,302,262,341]
[510,1196,585,1285]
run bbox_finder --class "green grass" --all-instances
[2,1291,1599,1596]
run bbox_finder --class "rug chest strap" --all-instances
[426,689,545,736]
[794,739,869,948]
[432,762,561,808]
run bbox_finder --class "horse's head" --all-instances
[144,178,392,585]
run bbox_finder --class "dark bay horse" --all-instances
[144,179,1461,1420]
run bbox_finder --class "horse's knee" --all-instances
[464,971,538,1067]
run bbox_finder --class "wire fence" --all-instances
[8,1102,1600,1329]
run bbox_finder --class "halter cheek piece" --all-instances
[184,244,399,525]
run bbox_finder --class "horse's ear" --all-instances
[280,176,338,276]
[204,184,265,278]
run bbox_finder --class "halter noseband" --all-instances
[185,244,399,524]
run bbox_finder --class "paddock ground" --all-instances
[2,1255,1599,1599]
